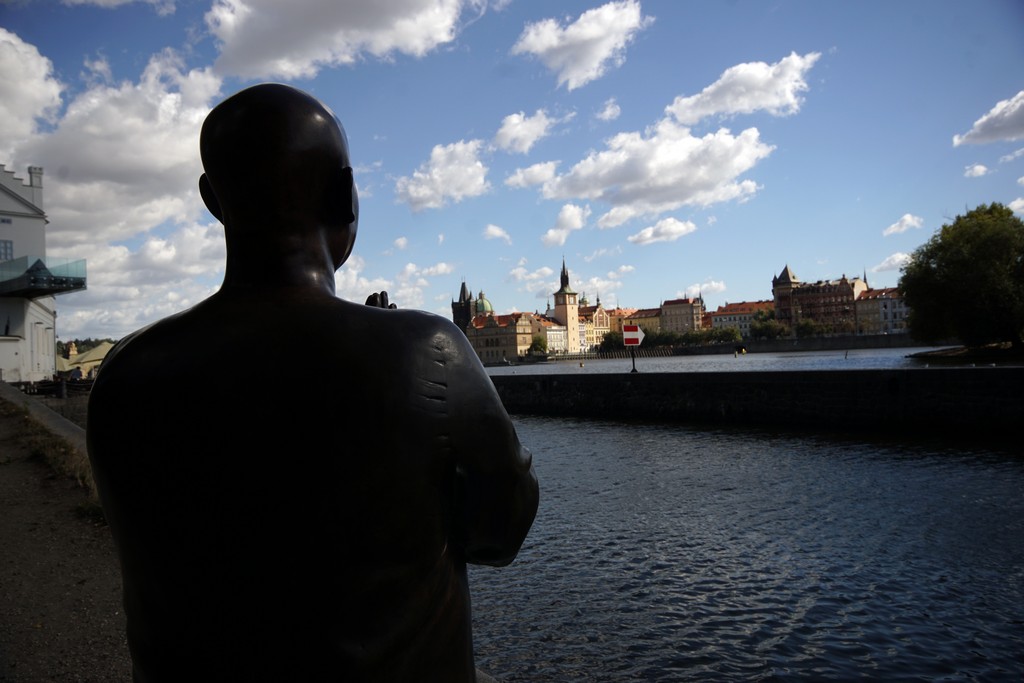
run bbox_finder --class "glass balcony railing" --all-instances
[0,255,87,298]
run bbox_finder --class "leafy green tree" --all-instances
[599,331,623,351]
[528,335,547,355]
[795,318,824,338]
[749,310,787,340]
[644,329,680,347]
[899,203,1024,348]
[56,337,118,358]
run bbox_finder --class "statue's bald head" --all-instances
[199,83,357,268]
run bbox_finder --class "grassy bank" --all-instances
[0,391,98,506]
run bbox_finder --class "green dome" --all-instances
[475,291,493,314]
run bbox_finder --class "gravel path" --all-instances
[0,398,132,682]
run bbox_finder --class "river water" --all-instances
[468,374,1024,681]
[485,346,969,376]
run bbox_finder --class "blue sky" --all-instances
[2,0,1023,340]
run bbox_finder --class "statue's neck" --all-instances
[220,231,337,295]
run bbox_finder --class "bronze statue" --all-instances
[87,83,538,682]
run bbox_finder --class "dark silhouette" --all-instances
[87,83,538,683]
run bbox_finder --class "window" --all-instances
[0,239,12,262]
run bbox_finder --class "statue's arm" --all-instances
[442,330,539,567]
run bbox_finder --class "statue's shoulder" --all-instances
[92,301,223,387]
[333,301,464,339]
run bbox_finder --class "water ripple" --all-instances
[470,417,1024,682]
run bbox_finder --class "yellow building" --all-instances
[578,293,611,351]
[622,307,662,334]
[660,297,705,333]
[465,312,533,364]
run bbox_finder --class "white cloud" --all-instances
[514,53,816,225]
[511,0,654,91]
[494,109,554,154]
[583,246,622,262]
[596,98,621,121]
[393,236,408,250]
[542,119,773,227]
[953,90,1024,146]
[205,0,474,79]
[2,39,226,339]
[0,29,64,159]
[82,56,114,86]
[335,254,392,304]
[62,0,176,15]
[666,52,821,125]
[1018,177,1024,186]
[420,262,455,277]
[483,224,512,245]
[683,279,725,298]
[55,221,225,338]
[1000,147,1024,163]
[882,213,924,237]
[964,163,989,177]
[505,161,559,188]
[508,263,556,300]
[541,203,590,247]
[607,264,634,279]
[16,50,220,254]
[874,253,911,272]
[577,275,623,300]
[15,50,221,251]
[627,216,696,245]
[394,139,490,211]
[508,264,554,283]
[1010,198,1024,214]
[388,260,457,308]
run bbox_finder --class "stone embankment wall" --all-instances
[491,368,1023,442]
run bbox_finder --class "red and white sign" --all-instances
[623,324,645,347]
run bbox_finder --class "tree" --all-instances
[899,203,1024,349]
[528,335,547,355]
[56,337,118,358]
[795,318,824,338]
[749,310,787,340]
[599,331,623,351]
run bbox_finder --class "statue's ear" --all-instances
[326,166,357,269]
[199,174,223,223]
[337,166,357,225]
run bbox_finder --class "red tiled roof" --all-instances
[712,300,774,315]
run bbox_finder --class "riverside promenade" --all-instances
[0,381,131,682]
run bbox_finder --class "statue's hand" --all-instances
[365,291,397,309]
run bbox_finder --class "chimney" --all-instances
[27,166,43,209]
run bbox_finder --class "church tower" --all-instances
[451,281,473,334]
[552,259,580,354]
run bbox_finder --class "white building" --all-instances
[0,165,87,382]
[855,288,909,335]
